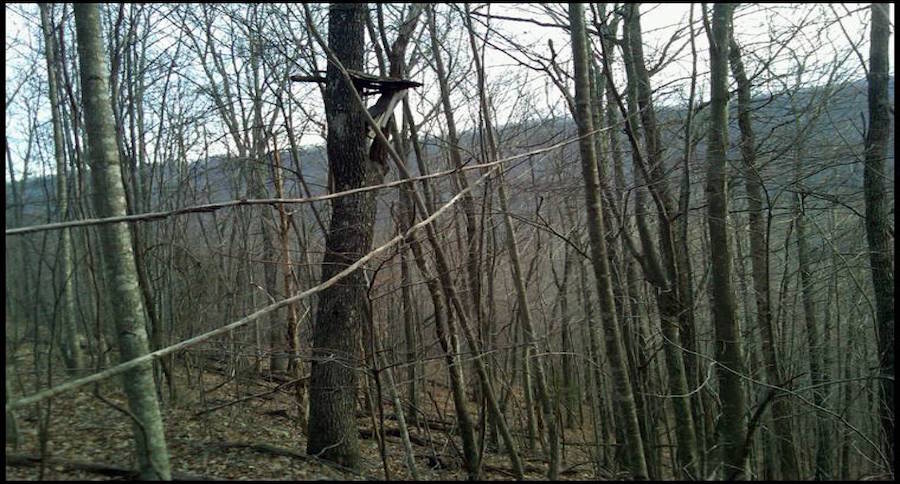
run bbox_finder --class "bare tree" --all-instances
[40,3,86,374]
[863,3,894,477]
[704,3,747,479]
[728,32,801,480]
[73,3,171,479]
[569,3,649,479]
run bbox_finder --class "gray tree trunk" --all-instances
[307,3,381,469]
[568,3,648,479]
[73,3,171,479]
[728,34,800,480]
[863,3,894,477]
[620,6,701,476]
[705,4,748,479]
[40,3,85,375]
[557,246,578,429]
[795,182,831,480]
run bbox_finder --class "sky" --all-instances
[4,3,894,181]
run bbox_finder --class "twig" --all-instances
[7,126,607,237]
[6,157,499,413]
[193,376,308,417]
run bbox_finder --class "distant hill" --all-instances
[6,76,893,228]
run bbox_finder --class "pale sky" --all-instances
[4,3,894,180]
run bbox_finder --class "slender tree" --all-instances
[863,3,894,477]
[728,33,801,480]
[705,3,747,479]
[40,3,86,374]
[73,3,172,479]
[795,162,831,480]
[619,5,701,476]
[462,5,560,477]
[569,3,649,479]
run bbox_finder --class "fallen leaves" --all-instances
[6,353,597,481]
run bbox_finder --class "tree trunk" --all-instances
[73,3,171,479]
[307,3,381,468]
[705,4,747,479]
[399,182,418,420]
[558,246,577,429]
[863,4,894,477]
[568,3,648,479]
[795,187,830,480]
[614,5,701,477]
[40,3,86,375]
[728,33,800,480]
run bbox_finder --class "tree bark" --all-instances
[863,3,894,477]
[705,3,747,479]
[40,3,86,375]
[568,3,649,479]
[73,3,171,479]
[728,33,800,480]
[307,3,382,469]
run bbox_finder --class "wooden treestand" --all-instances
[291,69,422,157]
[290,69,421,96]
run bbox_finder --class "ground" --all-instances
[5,346,601,481]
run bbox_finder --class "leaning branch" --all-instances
[7,131,598,237]
[6,162,499,413]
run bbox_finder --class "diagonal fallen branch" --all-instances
[6,156,500,414]
[6,128,602,237]
[193,375,308,417]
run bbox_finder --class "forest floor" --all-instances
[6,346,604,481]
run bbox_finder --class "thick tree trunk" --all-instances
[73,3,171,479]
[308,6,523,475]
[307,3,382,468]
[705,4,748,479]
[863,4,894,477]
[568,3,648,479]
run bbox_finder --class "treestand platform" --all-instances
[289,69,422,96]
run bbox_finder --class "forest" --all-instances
[4,2,895,481]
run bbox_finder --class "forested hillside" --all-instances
[5,3,894,481]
